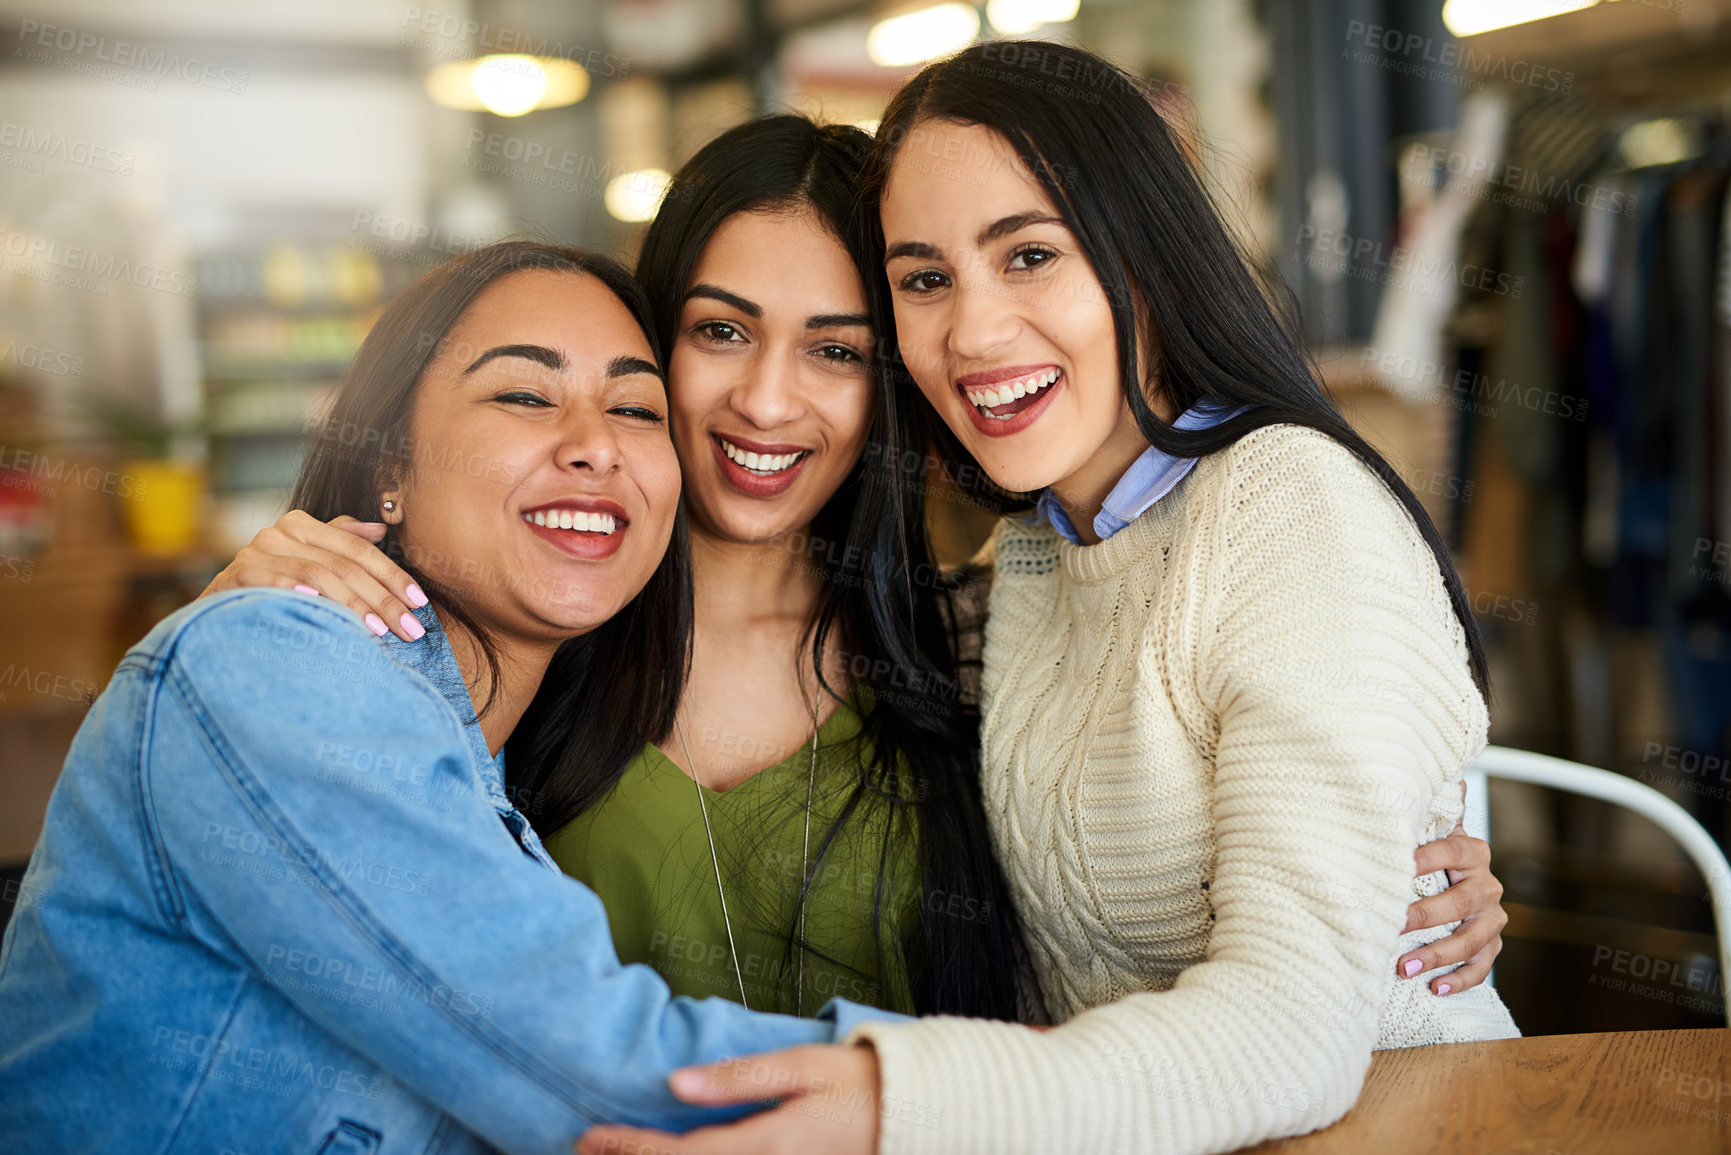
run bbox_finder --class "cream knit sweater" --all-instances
[850,424,1518,1154]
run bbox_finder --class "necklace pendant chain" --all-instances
[675,710,820,1016]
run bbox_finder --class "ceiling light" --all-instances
[985,0,1080,35]
[605,168,673,223]
[867,3,981,68]
[1442,0,1598,38]
[426,55,590,117]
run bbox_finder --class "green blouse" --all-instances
[543,695,921,1017]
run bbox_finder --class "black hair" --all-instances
[624,114,1022,1020]
[291,240,694,829]
[870,41,1490,696]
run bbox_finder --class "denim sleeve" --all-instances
[143,591,854,1152]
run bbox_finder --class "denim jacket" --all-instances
[0,590,901,1154]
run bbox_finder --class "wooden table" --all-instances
[1244,1030,1731,1153]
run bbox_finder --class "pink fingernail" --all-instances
[1437,982,1452,995]
[405,583,428,608]
[400,612,426,640]
[1402,958,1423,977]
[294,584,321,596]
[364,613,388,637]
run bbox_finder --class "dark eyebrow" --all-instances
[684,283,760,319]
[978,212,1067,247]
[463,344,564,374]
[884,241,940,264]
[806,312,871,330]
[883,213,1065,265]
[607,354,664,382]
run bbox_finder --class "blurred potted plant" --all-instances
[85,389,207,556]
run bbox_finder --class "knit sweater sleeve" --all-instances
[846,427,1485,1155]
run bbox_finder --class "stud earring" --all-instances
[382,500,397,512]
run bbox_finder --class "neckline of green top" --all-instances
[649,691,868,797]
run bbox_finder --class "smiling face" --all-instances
[880,119,1155,502]
[668,207,878,546]
[391,267,681,642]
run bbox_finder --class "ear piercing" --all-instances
[383,500,397,512]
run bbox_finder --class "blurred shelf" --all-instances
[193,240,417,554]
[202,360,355,381]
[1468,0,1731,108]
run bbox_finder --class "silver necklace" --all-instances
[674,711,819,1015]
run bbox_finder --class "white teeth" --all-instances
[527,508,618,535]
[963,368,1061,412]
[720,438,805,475]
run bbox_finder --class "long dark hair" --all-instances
[626,115,1020,1019]
[291,240,694,825]
[870,41,1490,696]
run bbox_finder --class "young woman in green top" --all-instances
[207,118,1023,1023]
[202,116,1505,1031]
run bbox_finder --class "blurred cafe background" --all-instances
[5,0,1731,1039]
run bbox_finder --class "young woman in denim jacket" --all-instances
[0,242,907,1155]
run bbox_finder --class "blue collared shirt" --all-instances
[1034,401,1250,544]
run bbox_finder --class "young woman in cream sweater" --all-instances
[584,40,1519,1155]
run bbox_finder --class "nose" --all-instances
[729,345,806,430]
[555,401,624,475]
[946,264,1022,365]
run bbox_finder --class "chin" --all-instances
[702,500,807,547]
[536,592,630,635]
[967,452,1059,497]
